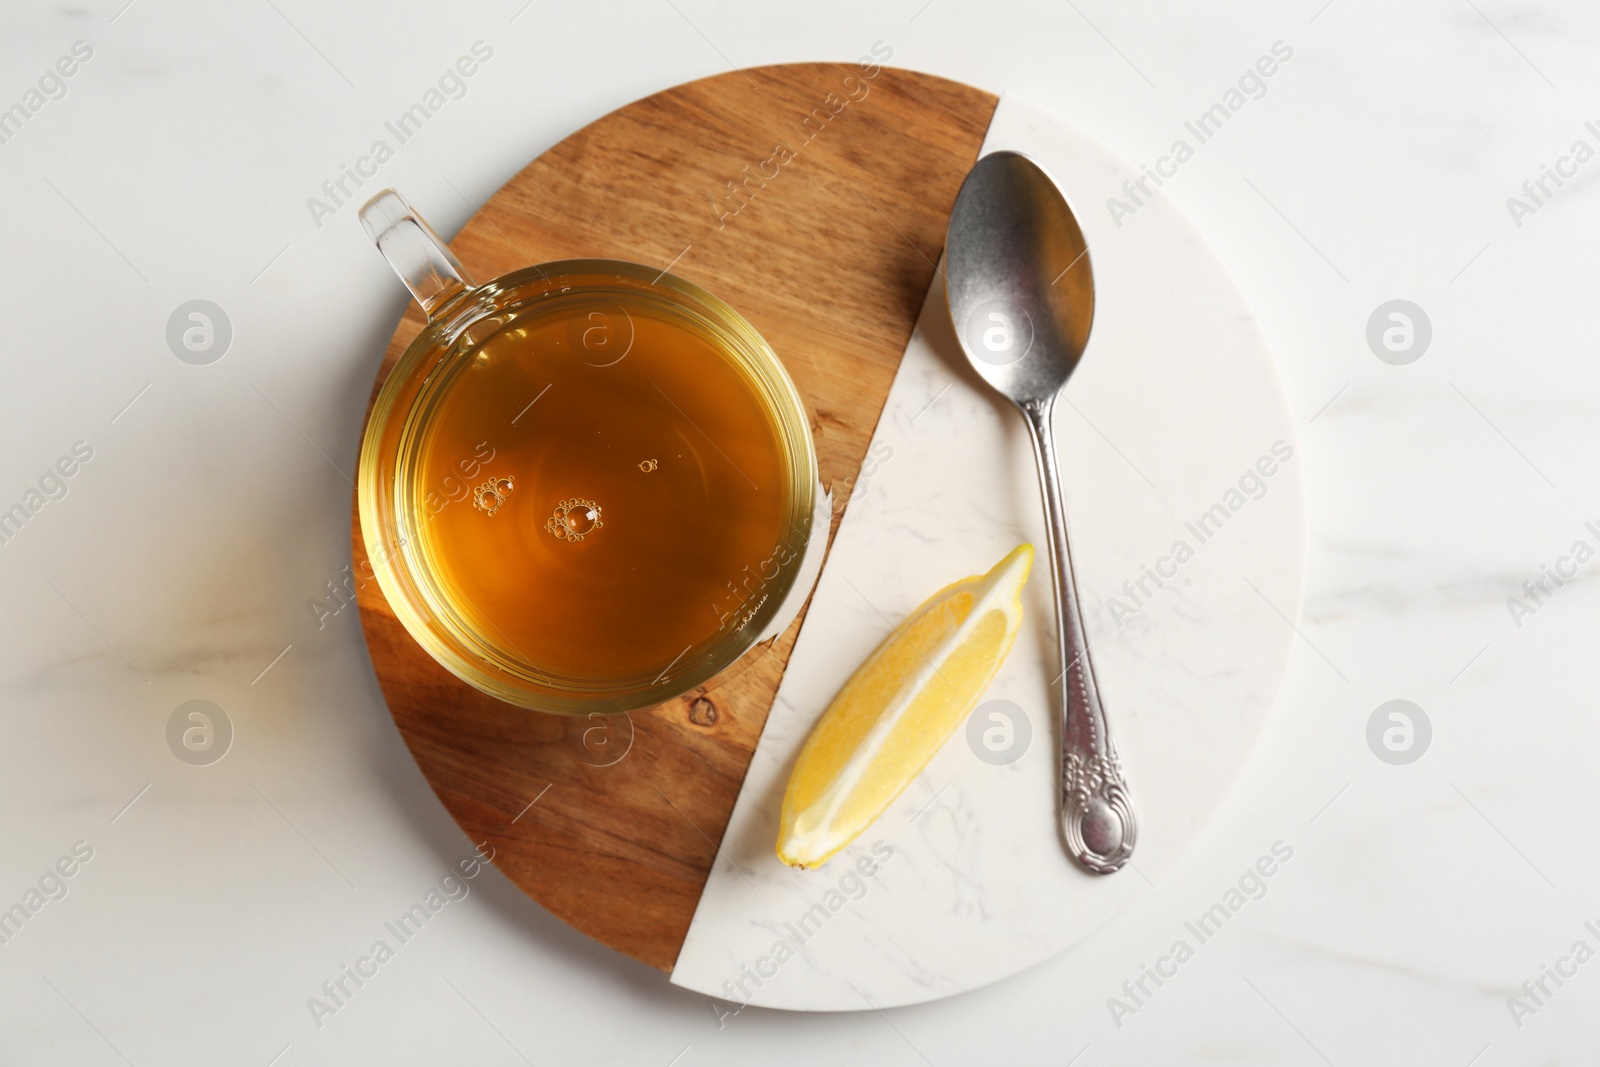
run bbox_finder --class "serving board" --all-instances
[353,64,999,972]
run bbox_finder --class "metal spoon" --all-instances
[944,150,1136,874]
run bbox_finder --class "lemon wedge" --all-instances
[777,544,1033,869]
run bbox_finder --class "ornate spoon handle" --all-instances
[1021,398,1137,874]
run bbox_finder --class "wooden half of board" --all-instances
[352,63,998,972]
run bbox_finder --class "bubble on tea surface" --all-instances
[472,477,514,516]
[546,498,603,541]
[638,458,657,472]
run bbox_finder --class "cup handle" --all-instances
[359,189,473,318]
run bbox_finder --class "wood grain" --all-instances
[353,63,997,971]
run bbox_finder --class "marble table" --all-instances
[1,2,1597,1064]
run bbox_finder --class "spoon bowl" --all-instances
[945,151,1095,404]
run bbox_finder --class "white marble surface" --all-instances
[5,1,1600,1064]
[671,94,1305,1010]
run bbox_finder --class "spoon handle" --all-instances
[1020,398,1136,874]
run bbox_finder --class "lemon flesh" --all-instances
[777,544,1033,869]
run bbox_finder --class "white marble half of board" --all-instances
[668,93,1307,1011]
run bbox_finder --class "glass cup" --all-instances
[357,190,827,715]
